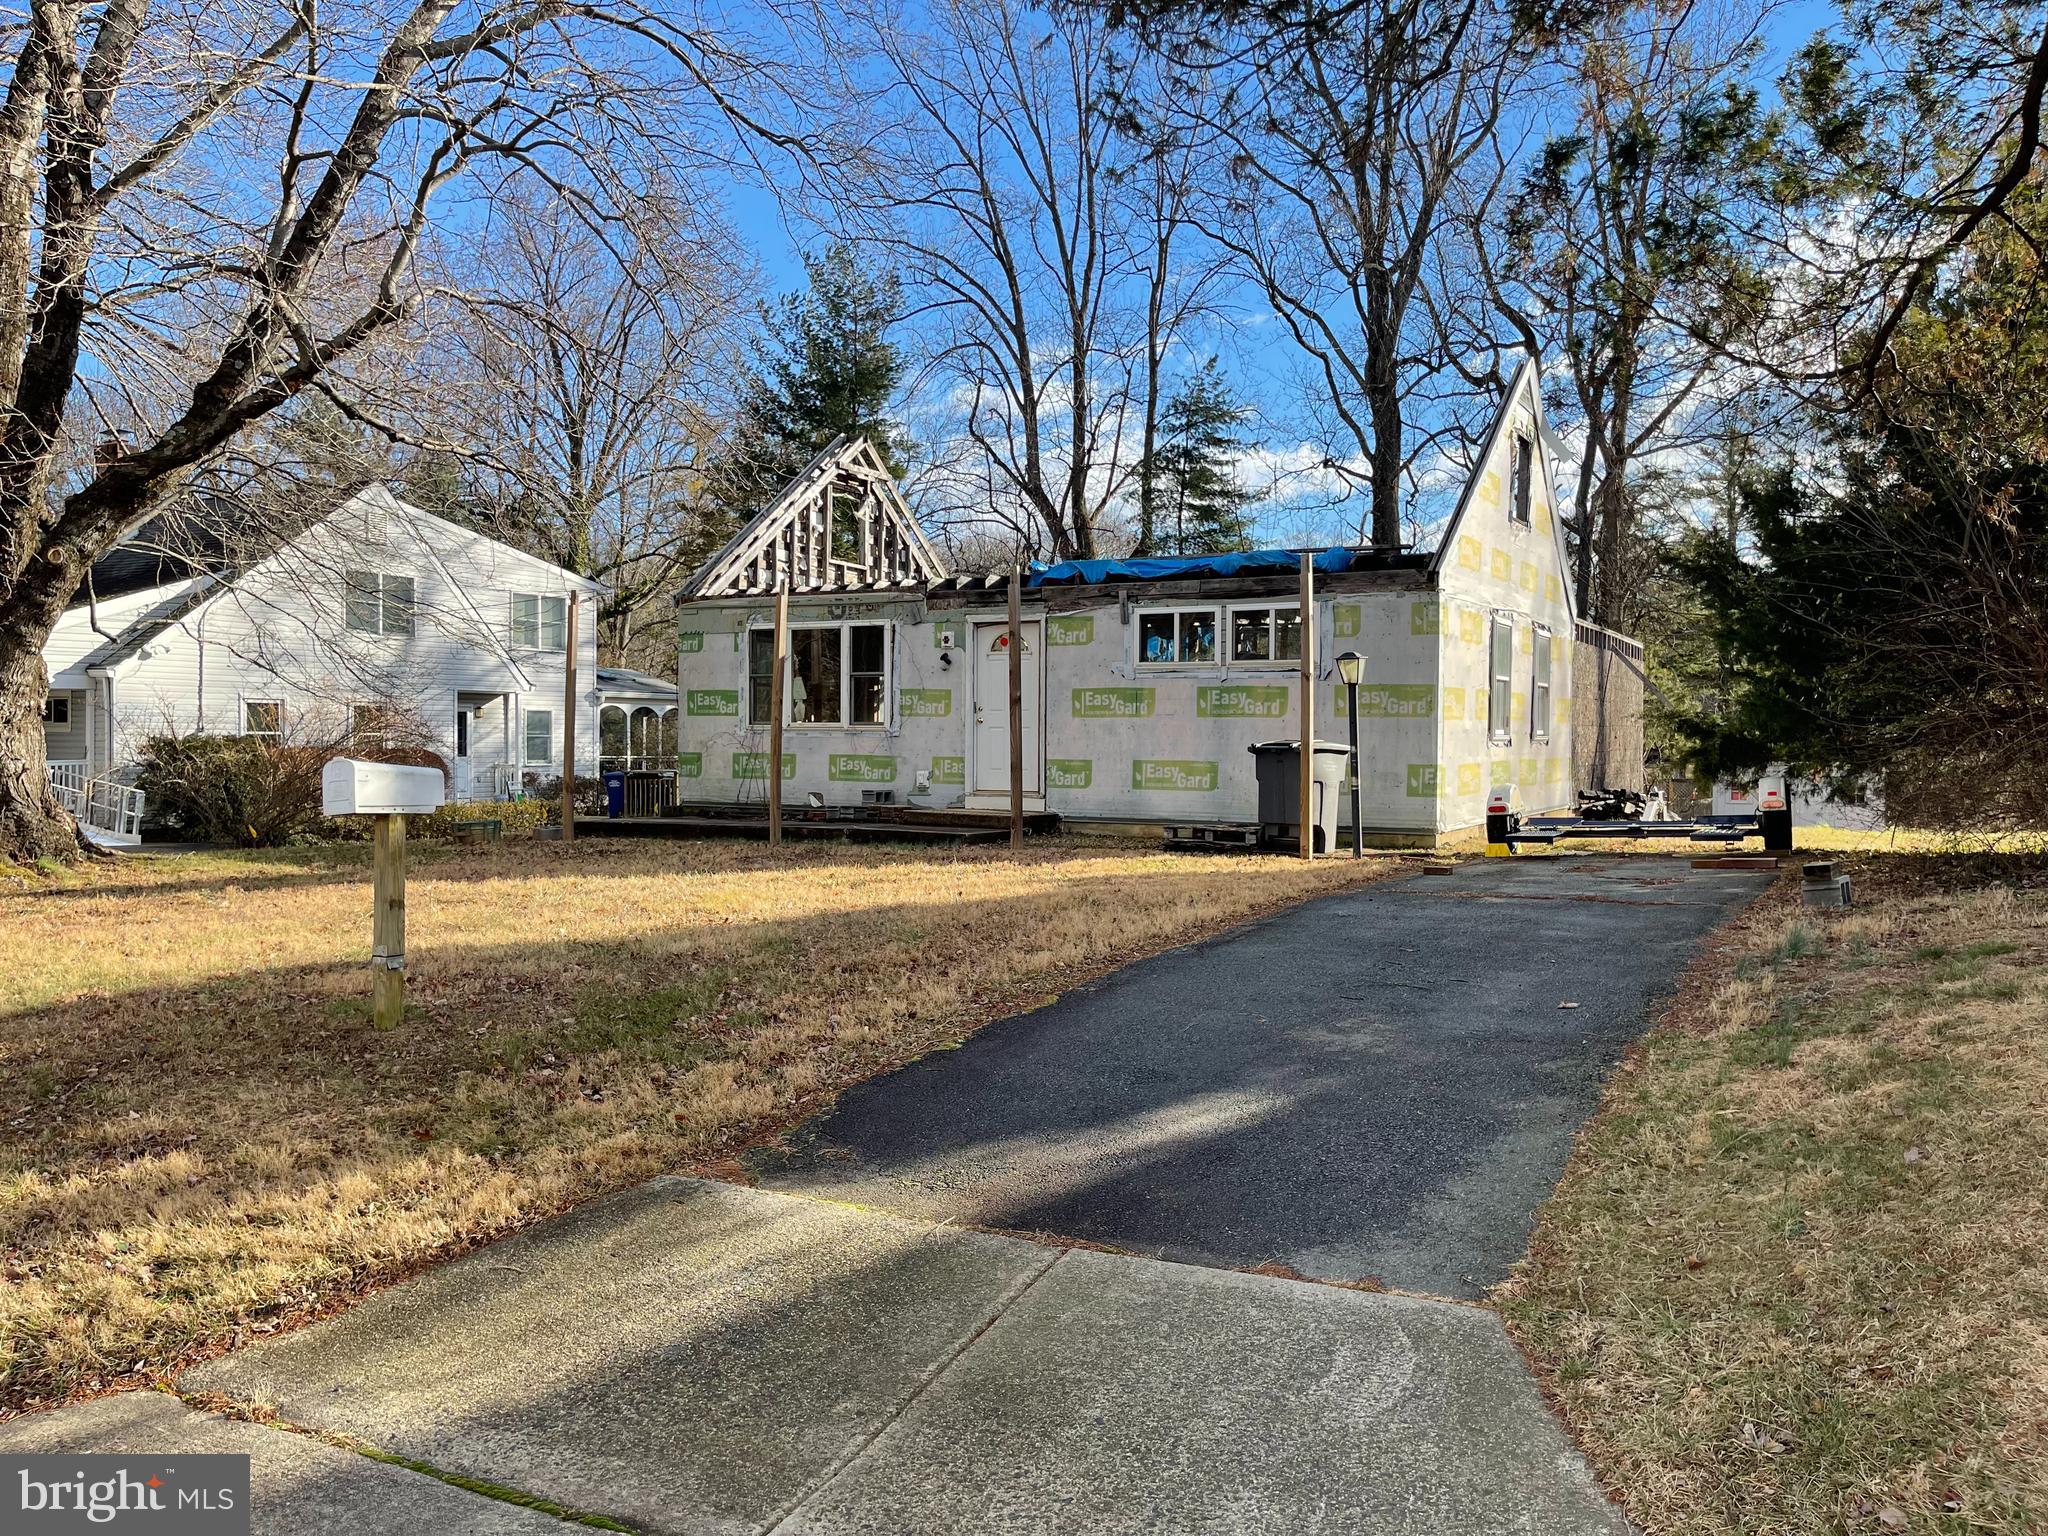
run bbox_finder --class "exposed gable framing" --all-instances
[681,436,948,599]
[1427,355,1578,623]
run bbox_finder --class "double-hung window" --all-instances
[40,695,69,726]
[1229,605,1301,665]
[510,593,567,651]
[244,700,283,745]
[523,708,554,764]
[1137,607,1218,666]
[1509,435,1534,526]
[1531,625,1553,740]
[344,570,414,635]
[1488,615,1514,743]
[749,622,890,727]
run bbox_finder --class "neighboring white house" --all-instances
[41,484,612,804]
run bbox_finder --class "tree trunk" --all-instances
[0,626,79,864]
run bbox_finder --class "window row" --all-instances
[342,570,576,654]
[746,622,889,727]
[1138,604,1301,667]
[235,699,575,765]
[1486,614,1553,745]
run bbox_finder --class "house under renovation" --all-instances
[672,363,1644,845]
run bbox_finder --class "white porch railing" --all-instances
[48,762,146,845]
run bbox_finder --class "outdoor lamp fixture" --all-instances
[1335,651,1366,859]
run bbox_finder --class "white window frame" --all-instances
[1488,614,1514,744]
[1509,435,1534,526]
[1135,605,1221,669]
[243,698,284,745]
[1531,624,1553,741]
[1225,603,1303,668]
[40,694,69,726]
[523,707,554,765]
[343,570,415,636]
[509,592,568,652]
[745,620,894,730]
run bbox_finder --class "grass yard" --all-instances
[0,835,1392,1415]
[1504,855,2048,1534]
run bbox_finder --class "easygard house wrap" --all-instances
[673,361,1642,844]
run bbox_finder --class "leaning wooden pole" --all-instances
[371,812,406,1029]
[768,587,789,845]
[561,591,579,842]
[1008,566,1024,850]
[1298,552,1316,861]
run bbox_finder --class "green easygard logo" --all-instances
[732,751,795,780]
[930,755,965,785]
[1046,758,1092,789]
[1073,686,1155,718]
[679,631,705,653]
[686,688,738,716]
[899,688,952,718]
[1333,603,1362,638]
[1132,759,1217,792]
[676,752,703,778]
[1410,601,1439,636]
[829,754,897,783]
[1406,763,1440,797]
[1197,684,1288,718]
[1334,682,1436,718]
[1047,614,1094,646]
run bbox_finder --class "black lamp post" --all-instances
[1335,650,1365,859]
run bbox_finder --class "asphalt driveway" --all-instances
[754,856,1771,1297]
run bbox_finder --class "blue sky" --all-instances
[703,0,1846,548]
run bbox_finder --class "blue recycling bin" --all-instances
[603,771,625,818]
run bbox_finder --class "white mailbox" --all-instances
[322,757,446,817]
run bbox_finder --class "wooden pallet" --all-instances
[1161,822,1263,852]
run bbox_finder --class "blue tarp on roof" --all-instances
[1024,547,1361,588]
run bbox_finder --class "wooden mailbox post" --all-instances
[322,759,445,1029]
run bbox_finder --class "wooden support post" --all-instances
[371,812,406,1029]
[768,588,789,845]
[1008,566,1024,850]
[1298,552,1316,861]
[562,591,579,842]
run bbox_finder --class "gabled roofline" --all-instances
[679,436,948,600]
[1427,353,1579,625]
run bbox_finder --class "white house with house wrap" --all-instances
[40,484,625,837]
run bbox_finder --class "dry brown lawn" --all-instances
[1503,855,2048,1534]
[0,834,1393,1414]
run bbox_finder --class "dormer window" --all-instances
[1509,434,1534,526]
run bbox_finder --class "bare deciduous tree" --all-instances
[425,182,751,668]
[0,0,801,859]
[1148,0,1516,548]
[835,0,1146,560]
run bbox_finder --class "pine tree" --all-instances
[703,244,912,555]
[1139,360,1259,555]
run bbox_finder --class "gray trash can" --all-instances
[1249,739,1350,852]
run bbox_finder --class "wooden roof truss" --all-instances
[682,435,948,598]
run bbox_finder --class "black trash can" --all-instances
[1248,740,1350,852]
[602,771,625,818]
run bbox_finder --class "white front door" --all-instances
[452,707,474,799]
[971,620,1042,796]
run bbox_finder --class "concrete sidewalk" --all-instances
[7,1178,1629,1535]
